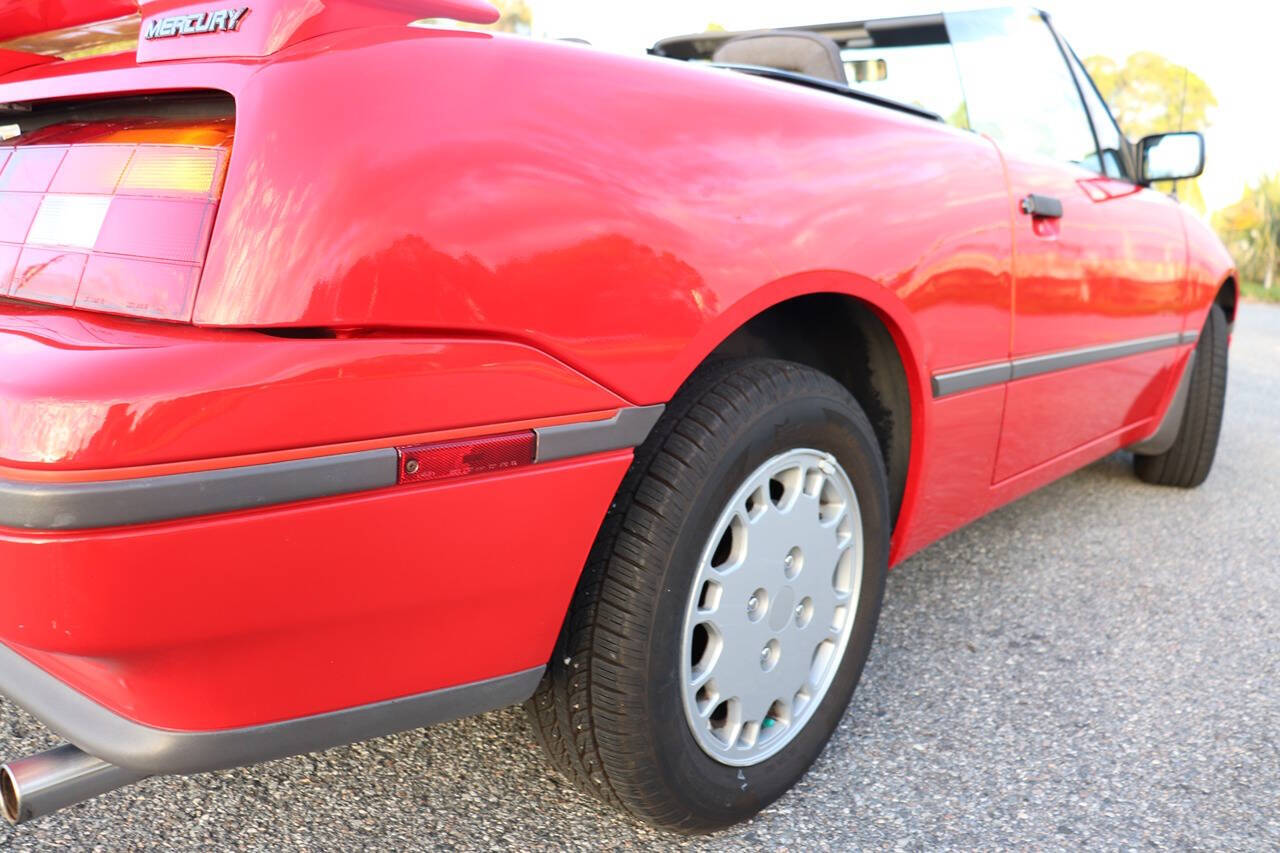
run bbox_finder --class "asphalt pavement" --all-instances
[3,303,1278,851]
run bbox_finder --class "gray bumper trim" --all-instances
[932,332,1188,399]
[0,641,543,776]
[0,406,665,533]
[0,450,399,532]
[534,404,664,463]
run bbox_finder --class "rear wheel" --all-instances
[1135,304,1229,488]
[525,358,889,833]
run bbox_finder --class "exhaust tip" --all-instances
[2,763,20,824]
[1,745,146,825]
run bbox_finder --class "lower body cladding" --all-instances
[0,407,663,824]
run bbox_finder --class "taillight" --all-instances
[0,119,231,322]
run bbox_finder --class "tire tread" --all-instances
[524,359,881,832]
[1136,304,1229,488]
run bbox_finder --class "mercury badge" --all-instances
[144,7,250,40]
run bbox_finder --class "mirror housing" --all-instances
[1137,131,1205,185]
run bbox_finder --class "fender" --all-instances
[190,28,1011,397]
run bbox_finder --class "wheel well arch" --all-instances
[704,293,913,523]
[1216,275,1238,326]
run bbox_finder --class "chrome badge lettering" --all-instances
[144,7,249,40]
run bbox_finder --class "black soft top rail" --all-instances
[711,63,942,122]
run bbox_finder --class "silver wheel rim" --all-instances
[680,448,864,767]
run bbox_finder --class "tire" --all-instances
[524,358,889,833]
[1135,304,1229,488]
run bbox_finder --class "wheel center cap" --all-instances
[769,586,795,632]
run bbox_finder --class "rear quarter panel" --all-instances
[195,28,1014,405]
[191,27,1018,562]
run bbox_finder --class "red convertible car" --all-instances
[0,0,1234,833]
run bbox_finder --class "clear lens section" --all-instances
[0,147,64,192]
[9,248,86,306]
[76,255,197,320]
[27,195,111,249]
[49,145,133,194]
[0,243,19,292]
[0,193,41,243]
[94,197,214,263]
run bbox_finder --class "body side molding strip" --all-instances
[930,362,1014,398]
[0,641,543,776]
[932,331,1189,399]
[0,406,666,532]
[1009,333,1182,381]
[0,450,398,532]
[535,404,665,463]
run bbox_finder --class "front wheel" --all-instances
[525,359,889,833]
[1135,304,1229,488]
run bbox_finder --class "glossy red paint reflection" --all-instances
[0,303,625,470]
[0,22,1237,734]
[0,453,630,730]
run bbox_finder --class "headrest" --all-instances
[712,31,847,86]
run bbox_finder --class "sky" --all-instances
[518,1,1279,214]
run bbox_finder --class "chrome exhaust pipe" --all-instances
[2,744,146,825]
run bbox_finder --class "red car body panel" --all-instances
[0,14,1235,751]
[0,452,630,730]
[0,303,625,472]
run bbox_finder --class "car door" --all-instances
[945,9,1188,482]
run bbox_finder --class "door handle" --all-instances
[1020,194,1063,218]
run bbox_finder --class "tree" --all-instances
[1215,176,1280,289]
[488,0,533,35]
[1084,52,1216,213]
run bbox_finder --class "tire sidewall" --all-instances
[640,383,889,823]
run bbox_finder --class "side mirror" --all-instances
[1137,131,1205,184]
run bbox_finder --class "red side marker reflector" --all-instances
[397,432,536,484]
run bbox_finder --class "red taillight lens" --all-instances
[0,119,231,322]
[397,432,537,484]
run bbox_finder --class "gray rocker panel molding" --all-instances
[932,331,1191,399]
[0,641,543,776]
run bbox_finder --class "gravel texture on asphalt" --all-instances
[2,304,1278,851]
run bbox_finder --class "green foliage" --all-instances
[421,0,532,34]
[1240,281,1280,303]
[488,0,533,35]
[945,101,970,131]
[1084,52,1215,213]
[1084,52,1216,137]
[1215,176,1280,291]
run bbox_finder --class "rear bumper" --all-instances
[0,303,661,772]
[0,448,637,769]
